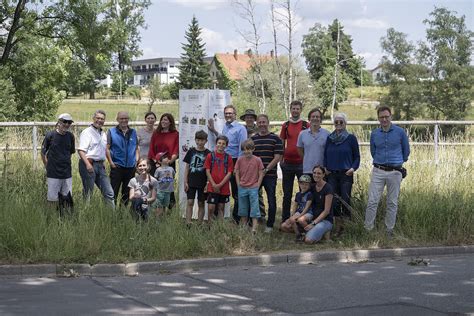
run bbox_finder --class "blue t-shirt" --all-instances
[294,190,313,214]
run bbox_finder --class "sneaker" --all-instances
[295,234,304,242]
[386,230,394,238]
[264,227,273,233]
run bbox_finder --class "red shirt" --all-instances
[204,151,234,195]
[148,130,179,159]
[280,120,307,164]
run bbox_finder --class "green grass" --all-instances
[58,100,178,122]
[347,86,388,100]
[0,144,472,264]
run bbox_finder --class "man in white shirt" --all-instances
[78,110,115,208]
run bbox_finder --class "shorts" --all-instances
[301,213,314,222]
[47,177,73,202]
[186,186,207,202]
[155,191,171,208]
[207,193,229,205]
[238,186,260,218]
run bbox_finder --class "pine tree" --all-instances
[178,16,211,89]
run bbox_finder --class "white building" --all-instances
[130,57,181,86]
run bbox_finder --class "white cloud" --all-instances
[200,27,247,54]
[345,18,389,29]
[166,0,227,10]
[140,47,161,59]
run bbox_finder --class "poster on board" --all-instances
[178,89,231,219]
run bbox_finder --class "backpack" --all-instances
[284,120,308,138]
[210,151,229,174]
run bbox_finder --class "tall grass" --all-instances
[0,141,472,264]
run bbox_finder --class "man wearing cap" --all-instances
[106,111,139,206]
[41,113,76,213]
[78,110,115,208]
[240,109,258,138]
[208,105,247,223]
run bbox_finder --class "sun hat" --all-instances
[239,109,257,121]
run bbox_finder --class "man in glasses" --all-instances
[364,106,410,237]
[41,113,76,214]
[208,105,247,223]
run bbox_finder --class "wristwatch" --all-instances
[264,168,268,173]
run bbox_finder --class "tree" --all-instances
[107,0,151,97]
[232,0,267,113]
[177,16,211,90]
[380,28,429,120]
[302,20,363,85]
[419,7,473,120]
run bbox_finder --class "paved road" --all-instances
[1,254,473,315]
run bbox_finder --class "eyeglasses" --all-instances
[224,112,234,116]
[61,120,73,124]
[334,120,344,125]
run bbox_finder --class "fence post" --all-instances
[434,123,439,165]
[32,125,38,165]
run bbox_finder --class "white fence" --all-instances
[0,120,472,165]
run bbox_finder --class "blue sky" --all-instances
[138,0,473,69]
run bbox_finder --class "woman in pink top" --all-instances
[234,139,264,233]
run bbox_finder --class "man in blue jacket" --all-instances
[106,111,139,206]
[364,106,410,236]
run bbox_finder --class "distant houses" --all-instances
[130,49,273,88]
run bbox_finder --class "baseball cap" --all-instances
[299,174,312,183]
[58,113,74,122]
[155,151,169,162]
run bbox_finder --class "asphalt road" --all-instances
[1,254,473,315]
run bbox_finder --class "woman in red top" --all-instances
[148,113,179,207]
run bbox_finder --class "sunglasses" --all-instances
[61,120,73,124]
[334,120,345,125]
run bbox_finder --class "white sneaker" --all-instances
[264,227,273,233]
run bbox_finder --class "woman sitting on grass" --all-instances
[303,165,334,244]
[128,157,157,221]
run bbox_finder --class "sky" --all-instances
[138,0,473,69]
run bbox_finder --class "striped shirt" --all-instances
[251,132,283,177]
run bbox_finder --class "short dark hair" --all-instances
[216,135,229,146]
[195,130,208,140]
[308,108,322,120]
[377,106,392,116]
[257,114,269,122]
[241,139,255,150]
[290,100,303,108]
[224,105,236,114]
[312,164,325,174]
[144,111,156,120]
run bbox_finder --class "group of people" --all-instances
[41,101,410,242]
[41,110,180,220]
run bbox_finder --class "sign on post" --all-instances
[178,89,231,219]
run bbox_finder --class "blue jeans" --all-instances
[305,220,333,242]
[261,176,277,228]
[281,161,303,222]
[327,172,353,218]
[78,159,115,208]
[238,186,260,218]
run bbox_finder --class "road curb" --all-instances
[1,245,472,277]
